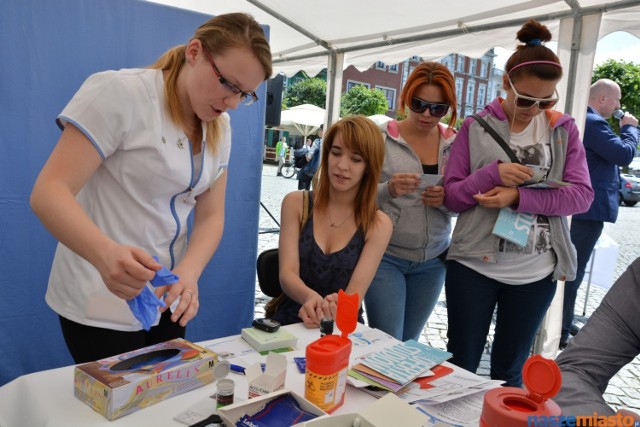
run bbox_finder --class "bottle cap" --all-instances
[217,378,235,394]
[336,289,358,337]
[523,355,562,403]
[213,359,230,381]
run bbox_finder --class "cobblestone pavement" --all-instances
[255,164,640,413]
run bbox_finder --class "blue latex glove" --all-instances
[126,256,179,331]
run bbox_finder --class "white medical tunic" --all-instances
[45,69,231,331]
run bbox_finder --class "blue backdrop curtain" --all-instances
[0,0,266,385]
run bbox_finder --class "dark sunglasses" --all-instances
[409,97,450,117]
[507,77,559,110]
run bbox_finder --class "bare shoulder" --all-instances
[366,210,393,240]
[281,190,305,218]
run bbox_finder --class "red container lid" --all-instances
[336,290,358,338]
[523,355,562,403]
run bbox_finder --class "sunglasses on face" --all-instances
[409,97,450,117]
[507,77,559,110]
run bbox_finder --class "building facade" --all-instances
[342,50,502,121]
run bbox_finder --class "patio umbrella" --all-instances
[278,104,325,138]
[367,114,392,127]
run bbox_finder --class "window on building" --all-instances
[480,61,488,78]
[477,83,486,107]
[465,105,474,117]
[455,77,464,102]
[388,64,398,73]
[469,59,476,76]
[444,55,454,71]
[466,79,476,105]
[347,80,370,91]
[377,86,397,111]
[375,61,386,70]
[457,56,465,72]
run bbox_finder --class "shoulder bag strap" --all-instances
[301,190,310,231]
[471,114,521,164]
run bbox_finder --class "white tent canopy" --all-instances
[147,0,640,132]
[278,104,325,138]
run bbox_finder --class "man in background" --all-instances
[275,136,287,176]
[560,79,638,349]
[298,125,323,190]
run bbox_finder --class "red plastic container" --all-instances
[480,355,562,427]
[304,290,358,413]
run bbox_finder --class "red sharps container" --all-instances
[304,290,358,413]
[480,355,562,427]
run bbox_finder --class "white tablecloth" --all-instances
[0,323,380,427]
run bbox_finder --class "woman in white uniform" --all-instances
[30,13,272,363]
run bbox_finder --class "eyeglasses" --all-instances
[507,77,559,110]
[409,97,450,117]
[202,49,258,106]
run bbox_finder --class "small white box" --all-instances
[246,352,287,398]
[218,389,326,426]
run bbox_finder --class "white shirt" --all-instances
[45,69,231,331]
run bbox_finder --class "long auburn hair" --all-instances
[313,116,385,235]
[150,13,272,153]
[399,61,457,128]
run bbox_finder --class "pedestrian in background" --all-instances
[30,13,272,363]
[298,125,323,190]
[560,78,638,349]
[276,136,287,176]
[364,62,457,342]
[442,19,593,387]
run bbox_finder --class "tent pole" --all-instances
[325,50,344,127]
[563,8,583,116]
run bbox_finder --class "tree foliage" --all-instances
[282,78,326,109]
[592,59,640,133]
[340,84,389,117]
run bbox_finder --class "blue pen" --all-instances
[230,363,266,375]
[229,364,246,375]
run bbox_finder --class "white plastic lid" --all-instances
[213,360,230,380]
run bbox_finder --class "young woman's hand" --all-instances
[498,163,533,187]
[388,173,420,197]
[157,266,199,327]
[298,293,326,328]
[421,185,444,207]
[322,293,339,321]
[96,243,161,300]
[473,186,519,208]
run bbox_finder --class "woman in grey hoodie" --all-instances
[364,62,457,341]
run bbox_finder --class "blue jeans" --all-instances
[364,253,445,342]
[445,261,557,387]
[561,219,604,342]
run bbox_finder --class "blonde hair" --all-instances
[314,116,385,235]
[151,13,272,153]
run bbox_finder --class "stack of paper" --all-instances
[349,340,452,392]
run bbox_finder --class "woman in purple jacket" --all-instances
[442,20,594,387]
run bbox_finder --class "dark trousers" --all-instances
[561,219,604,342]
[445,261,556,387]
[59,310,185,363]
[298,178,311,190]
